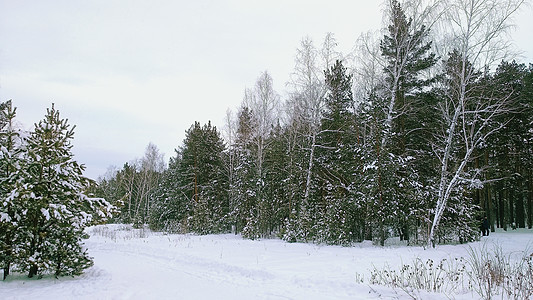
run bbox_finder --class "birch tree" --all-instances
[287,37,326,211]
[351,0,439,245]
[240,72,280,237]
[428,0,526,246]
[133,143,165,226]
[244,71,280,183]
[282,34,343,241]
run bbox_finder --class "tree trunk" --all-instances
[487,184,494,232]
[527,169,533,229]
[28,265,38,278]
[506,188,513,229]
[3,263,9,280]
[303,133,316,209]
[516,156,525,228]
[500,189,506,230]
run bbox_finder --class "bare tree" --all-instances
[244,71,281,181]
[287,37,325,207]
[352,31,385,108]
[222,108,238,228]
[428,0,526,246]
[133,142,165,226]
[286,34,344,209]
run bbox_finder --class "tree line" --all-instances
[95,0,532,247]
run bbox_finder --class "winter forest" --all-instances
[1,0,533,281]
[94,0,533,246]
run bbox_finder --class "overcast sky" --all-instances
[1,0,532,180]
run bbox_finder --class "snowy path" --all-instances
[1,225,532,299]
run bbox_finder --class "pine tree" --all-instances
[149,154,188,232]
[376,0,438,245]
[19,104,113,277]
[479,61,533,231]
[229,107,259,237]
[179,121,228,234]
[261,122,291,237]
[0,100,27,280]
[314,60,359,245]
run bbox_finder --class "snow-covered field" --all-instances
[1,225,532,300]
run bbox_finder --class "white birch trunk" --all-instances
[427,0,523,247]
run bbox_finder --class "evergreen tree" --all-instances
[313,60,359,245]
[91,169,127,224]
[0,100,27,280]
[478,61,533,231]
[229,106,259,237]
[261,123,291,236]
[179,121,228,234]
[19,104,113,277]
[375,0,438,245]
[149,154,188,232]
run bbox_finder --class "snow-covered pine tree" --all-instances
[148,154,188,232]
[261,122,291,237]
[230,106,259,237]
[0,100,27,280]
[91,167,127,224]
[20,104,113,277]
[374,0,438,245]
[179,121,228,234]
[314,60,359,245]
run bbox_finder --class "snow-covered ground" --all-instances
[1,225,532,300]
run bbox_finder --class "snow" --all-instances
[1,225,532,299]
[40,208,50,221]
[0,212,10,222]
[363,160,377,171]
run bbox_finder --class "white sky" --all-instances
[1,0,532,179]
